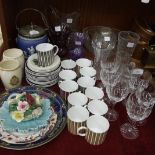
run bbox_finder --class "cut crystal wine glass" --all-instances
[105,78,129,121]
[120,91,155,139]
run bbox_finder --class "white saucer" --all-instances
[27,53,61,73]
[26,77,58,87]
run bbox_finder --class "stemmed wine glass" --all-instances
[120,91,155,139]
[135,70,152,97]
[128,68,143,92]
[105,76,129,121]
[100,70,120,87]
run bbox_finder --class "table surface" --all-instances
[0,81,155,155]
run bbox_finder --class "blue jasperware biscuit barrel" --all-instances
[16,8,49,58]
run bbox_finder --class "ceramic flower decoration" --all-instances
[17,101,29,112]
[8,92,43,122]
[11,111,24,122]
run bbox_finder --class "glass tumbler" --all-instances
[116,31,140,68]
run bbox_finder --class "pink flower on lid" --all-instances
[17,101,29,112]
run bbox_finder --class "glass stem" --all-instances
[128,117,136,127]
[110,101,116,110]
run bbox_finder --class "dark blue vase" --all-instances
[69,47,85,60]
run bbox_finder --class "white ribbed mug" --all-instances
[3,48,25,75]
[0,60,22,89]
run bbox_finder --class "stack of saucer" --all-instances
[25,53,61,87]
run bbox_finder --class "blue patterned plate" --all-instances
[0,86,67,150]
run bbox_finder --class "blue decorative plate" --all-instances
[0,86,67,150]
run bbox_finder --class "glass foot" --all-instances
[105,108,119,122]
[120,123,139,139]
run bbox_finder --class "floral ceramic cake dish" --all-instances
[0,86,67,150]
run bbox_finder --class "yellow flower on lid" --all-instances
[11,111,24,122]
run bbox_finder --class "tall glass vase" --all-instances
[115,31,140,71]
[83,26,118,80]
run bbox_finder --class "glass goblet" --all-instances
[105,79,129,121]
[120,92,155,139]
[128,68,143,92]
[100,70,120,87]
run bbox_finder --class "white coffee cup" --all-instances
[59,70,77,82]
[36,43,58,67]
[59,80,78,101]
[61,59,76,70]
[77,115,110,145]
[80,67,96,78]
[67,92,88,109]
[67,106,89,135]
[76,58,92,68]
[0,60,22,89]
[77,77,96,93]
[76,58,92,76]
[87,100,108,115]
[3,48,25,73]
[85,86,104,101]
